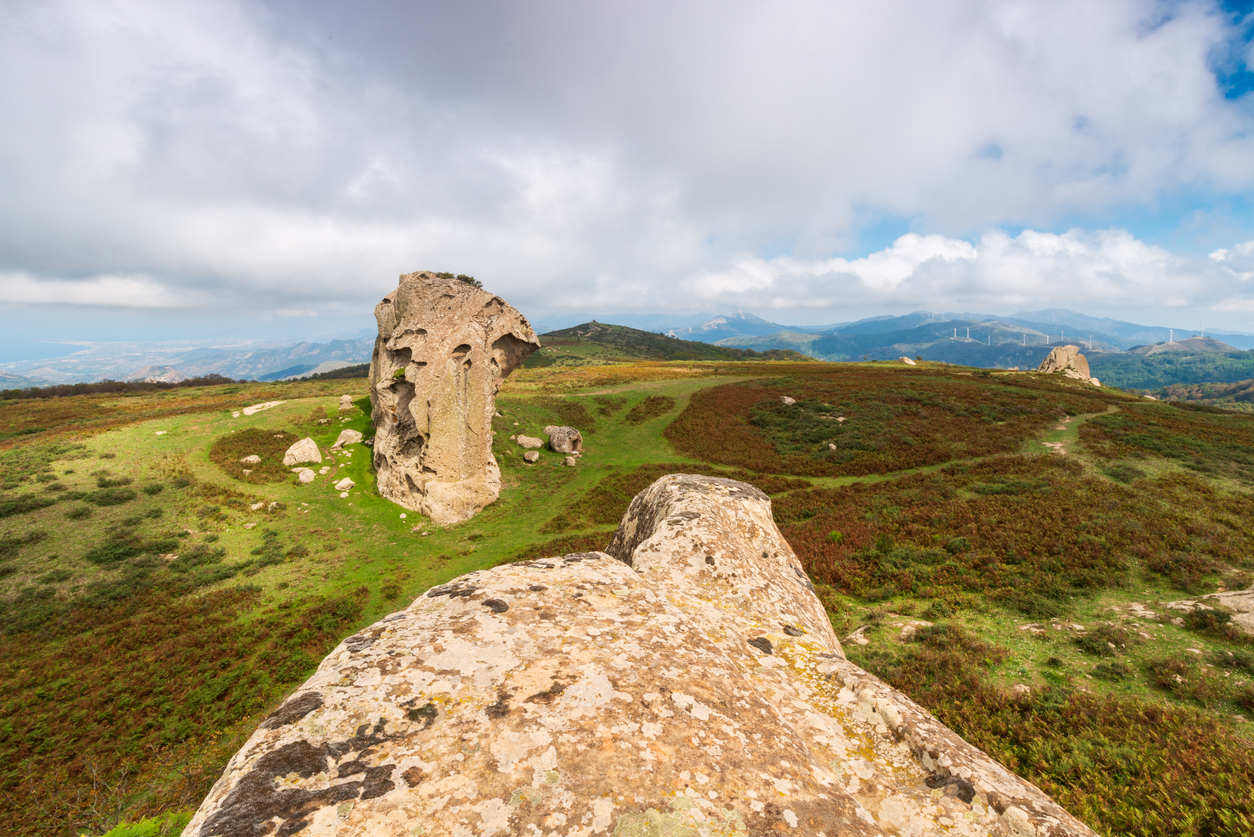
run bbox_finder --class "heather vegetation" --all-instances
[3,360,1254,836]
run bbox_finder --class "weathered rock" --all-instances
[368,271,539,525]
[1037,345,1100,386]
[335,477,355,491]
[523,450,540,463]
[283,438,321,467]
[563,456,576,467]
[239,455,261,465]
[185,474,1096,837]
[516,435,544,450]
[332,429,363,449]
[781,395,796,405]
[340,394,354,410]
[900,356,916,365]
[296,469,315,484]
[546,426,582,454]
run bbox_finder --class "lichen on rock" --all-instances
[368,271,540,525]
[184,474,1097,837]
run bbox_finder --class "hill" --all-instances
[3,362,1254,836]
[528,321,812,365]
[1087,346,1254,390]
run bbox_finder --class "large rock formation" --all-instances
[368,272,540,525]
[184,475,1095,837]
[1036,345,1100,386]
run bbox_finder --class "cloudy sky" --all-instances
[3,0,1254,340]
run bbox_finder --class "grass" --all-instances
[3,361,1254,836]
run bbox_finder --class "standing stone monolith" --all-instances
[368,272,539,525]
[1037,345,1100,386]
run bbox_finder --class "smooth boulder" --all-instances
[546,426,582,454]
[339,394,354,410]
[282,438,321,467]
[332,429,363,449]
[515,435,543,450]
[368,272,539,525]
[183,474,1097,837]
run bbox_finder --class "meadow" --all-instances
[1,360,1253,836]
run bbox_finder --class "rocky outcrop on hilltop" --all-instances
[1037,345,1101,386]
[368,272,539,525]
[183,474,1096,837]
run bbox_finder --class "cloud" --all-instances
[0,0,1253,329]
[684,228,1250,315]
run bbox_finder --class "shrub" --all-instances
[0,494,56,519]
[65,505,91,520]
[624,395,676,425]
[1075,623,1139,657]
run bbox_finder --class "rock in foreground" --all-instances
[184,475,1095,837]
[368,272,539,525]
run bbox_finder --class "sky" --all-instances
[3,0,1254,341]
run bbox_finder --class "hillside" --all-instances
[1088,346,1254,390]
[3,362,1254,835]
[528,321,812,365]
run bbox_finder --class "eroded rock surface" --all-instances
[368,272,539,525]
[185,475,1096,837]
[1037,346,1100,386]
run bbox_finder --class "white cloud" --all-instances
[684,228,1252,316]
[0,0,1253,329]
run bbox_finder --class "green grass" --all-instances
[4,363,1254,836]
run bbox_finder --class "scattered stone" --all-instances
[186,474,1096,837]
[368,271,539,525]
[846,625,871,645]
[780,396,796,405]
[297,469,316,484]
[317,419,330,425]
[283,438,322,467]
[1036,345,1101,386]
[335,477,355,491]
[242,400,285,416]
[240,455,262,465]
[154,430,167,436]
[1011,684,1031,697]
[516,435,544,450]
[547,426,582,454]
[897,619,933,642]
[340,394,354,410]
[399,513,407,519]
[899,356,917,365]
[243,523,256,530]
[340,491,350,498]
[250,502,265,511]
[564,456,577,467]
[332,429,363,449]
[523,451,540,463]
[241,469,252,476]
[828,443,837,451]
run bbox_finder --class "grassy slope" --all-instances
[2,361,1254,835]
[528,321,811,367]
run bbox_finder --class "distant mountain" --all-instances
[665,311,793,343]
[0,336,374,385]
[1125,336,1238,356]
[531,322,812,366]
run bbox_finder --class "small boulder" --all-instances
[332,429,363,449]
[240,455,261,465]
[297,469,316,484]
[283,438,322,466]
[516,435,544,450]
[335,477,355,491]
[781,396,796,405]
[564,456,577,467]
[523,451,540,463]
[899,356,916,366]
[547,426,582,454]
[339,394,353,410]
